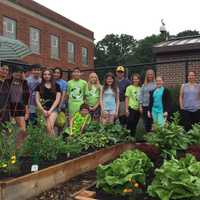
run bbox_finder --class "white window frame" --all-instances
[30,27,40,54]
[67,41,75,63]
[3,17,16,39]
[82,47,88,65]
[50,35,59,59]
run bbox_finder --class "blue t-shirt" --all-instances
[152,87,164,113]
[56,79,67,92]
[103,88,116,113]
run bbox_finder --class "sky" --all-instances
[35,0,200,42]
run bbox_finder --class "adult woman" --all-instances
[35,69,61,135]
[125,73,141,136]
[148,76,171,127]
[139,69,156,132]
[9,70,29,131]
[100,72,119,124]
[53,68,67,111]
[179,71,200,131]
[86,72,101,120]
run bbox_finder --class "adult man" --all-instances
[0,64,10,123]
[116,66,131,126]
[26,64,41,124]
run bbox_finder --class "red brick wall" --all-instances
[0,2,94,70]
[156,54,200,86]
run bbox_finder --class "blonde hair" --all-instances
[144,69,155,85]
[88,72,101,90]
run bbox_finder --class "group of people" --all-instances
[0,63,200,137]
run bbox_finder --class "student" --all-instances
[125,73,141,136]
[9,70,30,131]
[35,69,61,135]
[26,64,41,125]
[86,72,101,120]
[0,64,10,123]
[139,69,156,132]
[53,67,67,111]
[179,71,200,131]
[115,66,131,126]
[67,103,91,135]
[67,67,88,118]
[148,76,171,127]
[100,72,119,124]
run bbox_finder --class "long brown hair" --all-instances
[39,68,56,95]
[102,72,118,95]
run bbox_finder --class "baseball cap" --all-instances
[116,66,125,72]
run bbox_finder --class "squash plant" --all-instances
[96,149,153,196]
[148,154,200,200]
[145,113,190,158]
[0,122,20,175]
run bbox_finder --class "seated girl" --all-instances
[66,104,91,136]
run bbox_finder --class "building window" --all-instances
[3,17,16,39]
[82,47,88,65]
[50,35,59,59]
[30,27,40,54]
[67,41,75,63]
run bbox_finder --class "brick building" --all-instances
[0,0,94,71]
[153,35,200,86]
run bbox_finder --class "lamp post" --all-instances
[160,19,168,40]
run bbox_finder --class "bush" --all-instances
[148,154,200,200]
[96,149,153,196]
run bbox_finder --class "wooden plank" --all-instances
[0,143,134,200]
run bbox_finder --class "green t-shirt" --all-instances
[86,85,101,107]
[72,112,91,135]
[125,85,141,110]
[67,79,88,116]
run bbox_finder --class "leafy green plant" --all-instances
[148,154,200,200]
[20,114,71,164]
[145,113,189,158]
[187,123,200,145]
[0,122,20,175]
[96,149,153,196]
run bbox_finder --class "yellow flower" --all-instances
[11,155,16,160]
[11,160,16,164]
[134,183,139,188]
[2,164,7,168]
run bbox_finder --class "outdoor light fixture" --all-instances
[160,19,168,40]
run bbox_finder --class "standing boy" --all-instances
[67,67,88,118]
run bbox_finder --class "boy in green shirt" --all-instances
[67,67,88,117]
[66,104,91,135]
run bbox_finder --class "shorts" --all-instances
[10,103,25,117]
[100,110,115,124]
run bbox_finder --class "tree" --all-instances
[176,30,199,37]
[95,34,137,67]
[131,34,164,64]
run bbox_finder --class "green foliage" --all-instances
[148,154,200,200]
[96,149,153,196]
[20,114,70,164]
[168,86,180,113]
[145,113,189,158]
[187,123,200,145]
[95,34,137,67]
[0,122,20,175]
[176,30,199,37]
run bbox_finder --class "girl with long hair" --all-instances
[86,72,101,120]
[35,69,61,135]
[100,72,119,124]
[9,70,29,131]
[139,69,156,132]
[125,73,141,136]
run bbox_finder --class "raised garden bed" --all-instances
[0,143,134,200]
